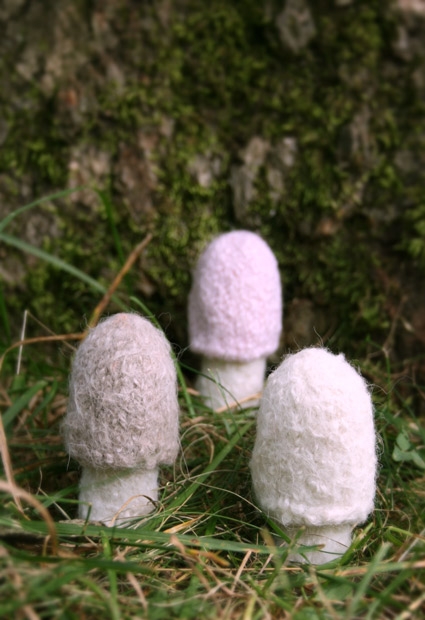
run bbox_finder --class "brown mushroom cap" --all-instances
[62,313,180,470]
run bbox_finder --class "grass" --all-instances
[1,197,425,619]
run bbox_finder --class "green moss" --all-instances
[402,199,425,266]
[147,172,229,299]
[0,92,69,188]
[2,0,424,363]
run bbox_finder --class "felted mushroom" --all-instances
[250,347,377,564]
[62,313,180,526]
[188,230,282,410]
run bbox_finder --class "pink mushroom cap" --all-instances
[188,230,282,362]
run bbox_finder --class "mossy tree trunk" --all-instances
[1,0,425,401]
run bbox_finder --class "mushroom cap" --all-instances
[250,347,377,527]
[188,230,282,362]
[62,313,179,470]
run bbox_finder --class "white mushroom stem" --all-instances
[195,356,267,410]
[78,467,159,526]
[284,524,353,564]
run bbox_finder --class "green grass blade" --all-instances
[96,190,125,266]
[2,380,48,430]
[129,296,159,325]
[101,532,121,620]
[0,281,11,344]
[0,233,127,311]
[344,543,391,618]
[16,517,270,555]
[167,420,254,511]
[0,187,86,233]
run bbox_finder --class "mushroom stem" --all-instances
[196,356,267,410]
[78,466,159,526]
[285,524,353,564]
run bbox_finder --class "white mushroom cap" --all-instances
[188,231,282,362]
[62,313,179,471]
[250,348,377,528]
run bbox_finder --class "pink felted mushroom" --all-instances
[188,230,282,409]
[62,313,180,526]
[250,347,377,563]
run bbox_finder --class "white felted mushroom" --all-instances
[250,347,377,564]
[62,313,180,526]
[188,230,282,410]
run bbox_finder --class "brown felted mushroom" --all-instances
[62,313,180,525]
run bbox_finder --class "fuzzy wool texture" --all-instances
[188,230,282,362]
[196,356,266,410]
[62,313,180,471]
[79,467,159,525]
[284,524,353,564]
[250,348,377,532]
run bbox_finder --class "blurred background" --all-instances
[1,0,424,408]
